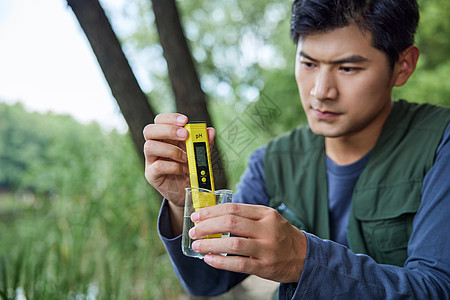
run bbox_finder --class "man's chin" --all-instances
[309,123,332,136]
[309,126,345,138]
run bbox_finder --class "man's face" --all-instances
[295,24,395,139]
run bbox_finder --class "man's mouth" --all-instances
[312,108,341,119]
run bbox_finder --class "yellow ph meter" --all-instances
[184,121,215,193]
[185,122,221,239]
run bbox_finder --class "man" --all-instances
[143,0,450,298]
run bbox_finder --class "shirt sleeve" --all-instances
[157,146,268,297]
[233,145,269,206]
[281,123,450,299]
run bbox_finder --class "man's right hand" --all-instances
[143,113,190,206]
[143,113,216,235]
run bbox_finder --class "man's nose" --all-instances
[310,70,338,101]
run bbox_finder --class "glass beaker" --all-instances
[182,187,232,259]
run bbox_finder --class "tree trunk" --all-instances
[67,0,155,161]
[151,0,228,189]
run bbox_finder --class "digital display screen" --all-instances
[194,143,208,167]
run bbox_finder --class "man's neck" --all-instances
[325,137,376,165]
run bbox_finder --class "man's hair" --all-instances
[290,0,419,67]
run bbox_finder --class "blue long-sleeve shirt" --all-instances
[158,124,450,299]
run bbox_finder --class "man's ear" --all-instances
[393,45,420,87]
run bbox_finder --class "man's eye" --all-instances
[340,66,358,73]
[301,62,315,68]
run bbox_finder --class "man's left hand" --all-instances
[189,203,307,283]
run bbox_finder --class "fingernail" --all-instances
[176,128,187,138]
[191,212,199,222]
[192,241,200,251]
[204,254,212,264]
[177,115,187,125]
[189,227,196,239]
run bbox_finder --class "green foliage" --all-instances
[111,0,295,110]
[393,0,450,107]
[0,103,48,191]
[416,0,450,70]
[0,103,181,298]
[393,60,450,107]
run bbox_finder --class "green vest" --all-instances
[264,100,450,266]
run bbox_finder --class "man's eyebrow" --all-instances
[299,51,368,64]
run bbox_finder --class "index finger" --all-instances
[154,113,188,126]
[148,113,216,143]
[192,203,267,223]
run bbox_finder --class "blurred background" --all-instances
[0,0,448,298]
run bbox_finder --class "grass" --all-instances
[0,189,183,299]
